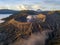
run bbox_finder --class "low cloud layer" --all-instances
[10,30,52,45]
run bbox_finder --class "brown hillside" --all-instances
[0,18,45,45]
[0,10,60,45]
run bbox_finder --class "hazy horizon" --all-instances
[0,0,60,11]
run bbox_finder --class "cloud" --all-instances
[44,0,60,5]
[0,0,60,11]
[17,5,29,10]
[0,4,60,11]
[9,30,53,45]
[0,5,40,10]
[0,20,5,23]
[32,5,40,10]
[17,5,44,10]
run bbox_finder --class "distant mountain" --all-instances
[36,9,42,12]
[2,10,38,21]
[0,9,20,14]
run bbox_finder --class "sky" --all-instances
[0,0,60,11]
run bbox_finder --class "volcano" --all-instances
[0,10,60,45]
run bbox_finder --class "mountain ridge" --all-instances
[0,9,20,14]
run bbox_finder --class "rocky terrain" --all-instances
[0,10,60,45]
